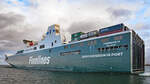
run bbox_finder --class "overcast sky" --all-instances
[0,0,150,63]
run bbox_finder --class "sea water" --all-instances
[0,66,150,84]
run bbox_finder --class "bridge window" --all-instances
[40,45,45,49]
[50,30,51,34]
[33,47,37,50]
[52,42,53,47]
[98,45,129,52]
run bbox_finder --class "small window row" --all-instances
[64,40,97,49]
[101,36,123,43]
[40,45,45,49]
[33,41,57,50]
[64,42,84,49]
[16,50,24,54]
[16,45,46,54]
[33,45,45,50]
[60,50,80,56]
[51,40,57,47]
[98,45,128,51]
[48,29,55,35]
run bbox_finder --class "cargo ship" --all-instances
[6,23,145,74]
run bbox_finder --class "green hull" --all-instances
[7,31,145,73]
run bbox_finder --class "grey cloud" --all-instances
[107,8,132,19]
[67,19,109,34]
[140,32,150,39]
[0,30,26,50]
[135,23,150,30]
[0,12,41,51]
[143,0,150,5]
[67,21,98,34]
[0,26,41,51]
[0,1,5,10]
[134,23,150,39]
[0,12,25,29]
[0,12,25,50]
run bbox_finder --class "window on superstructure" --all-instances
[98,48,103,52]
[55,40,57,43]
[16,50,24,54]
[33,47,37,50]
[106,47,110,51]
[102,48,105,51]
[110,46,113,50]
[40,45,45,49]
[50,30,51,34]
[114,46,118,49]
[124,45,128,50]
[52,42,53,47]
[98,48,101,51]
[124,27,127,31]
[118,45,122,48]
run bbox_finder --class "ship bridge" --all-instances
[19,24,63,54]
[39,24,62,48]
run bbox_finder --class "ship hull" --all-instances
[7,31,144,73]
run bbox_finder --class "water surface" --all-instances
[0,66,150,84]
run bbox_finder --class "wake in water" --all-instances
[139,72,150,77]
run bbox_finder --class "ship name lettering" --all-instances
[29,56,51,64]
[82,52,123,58]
